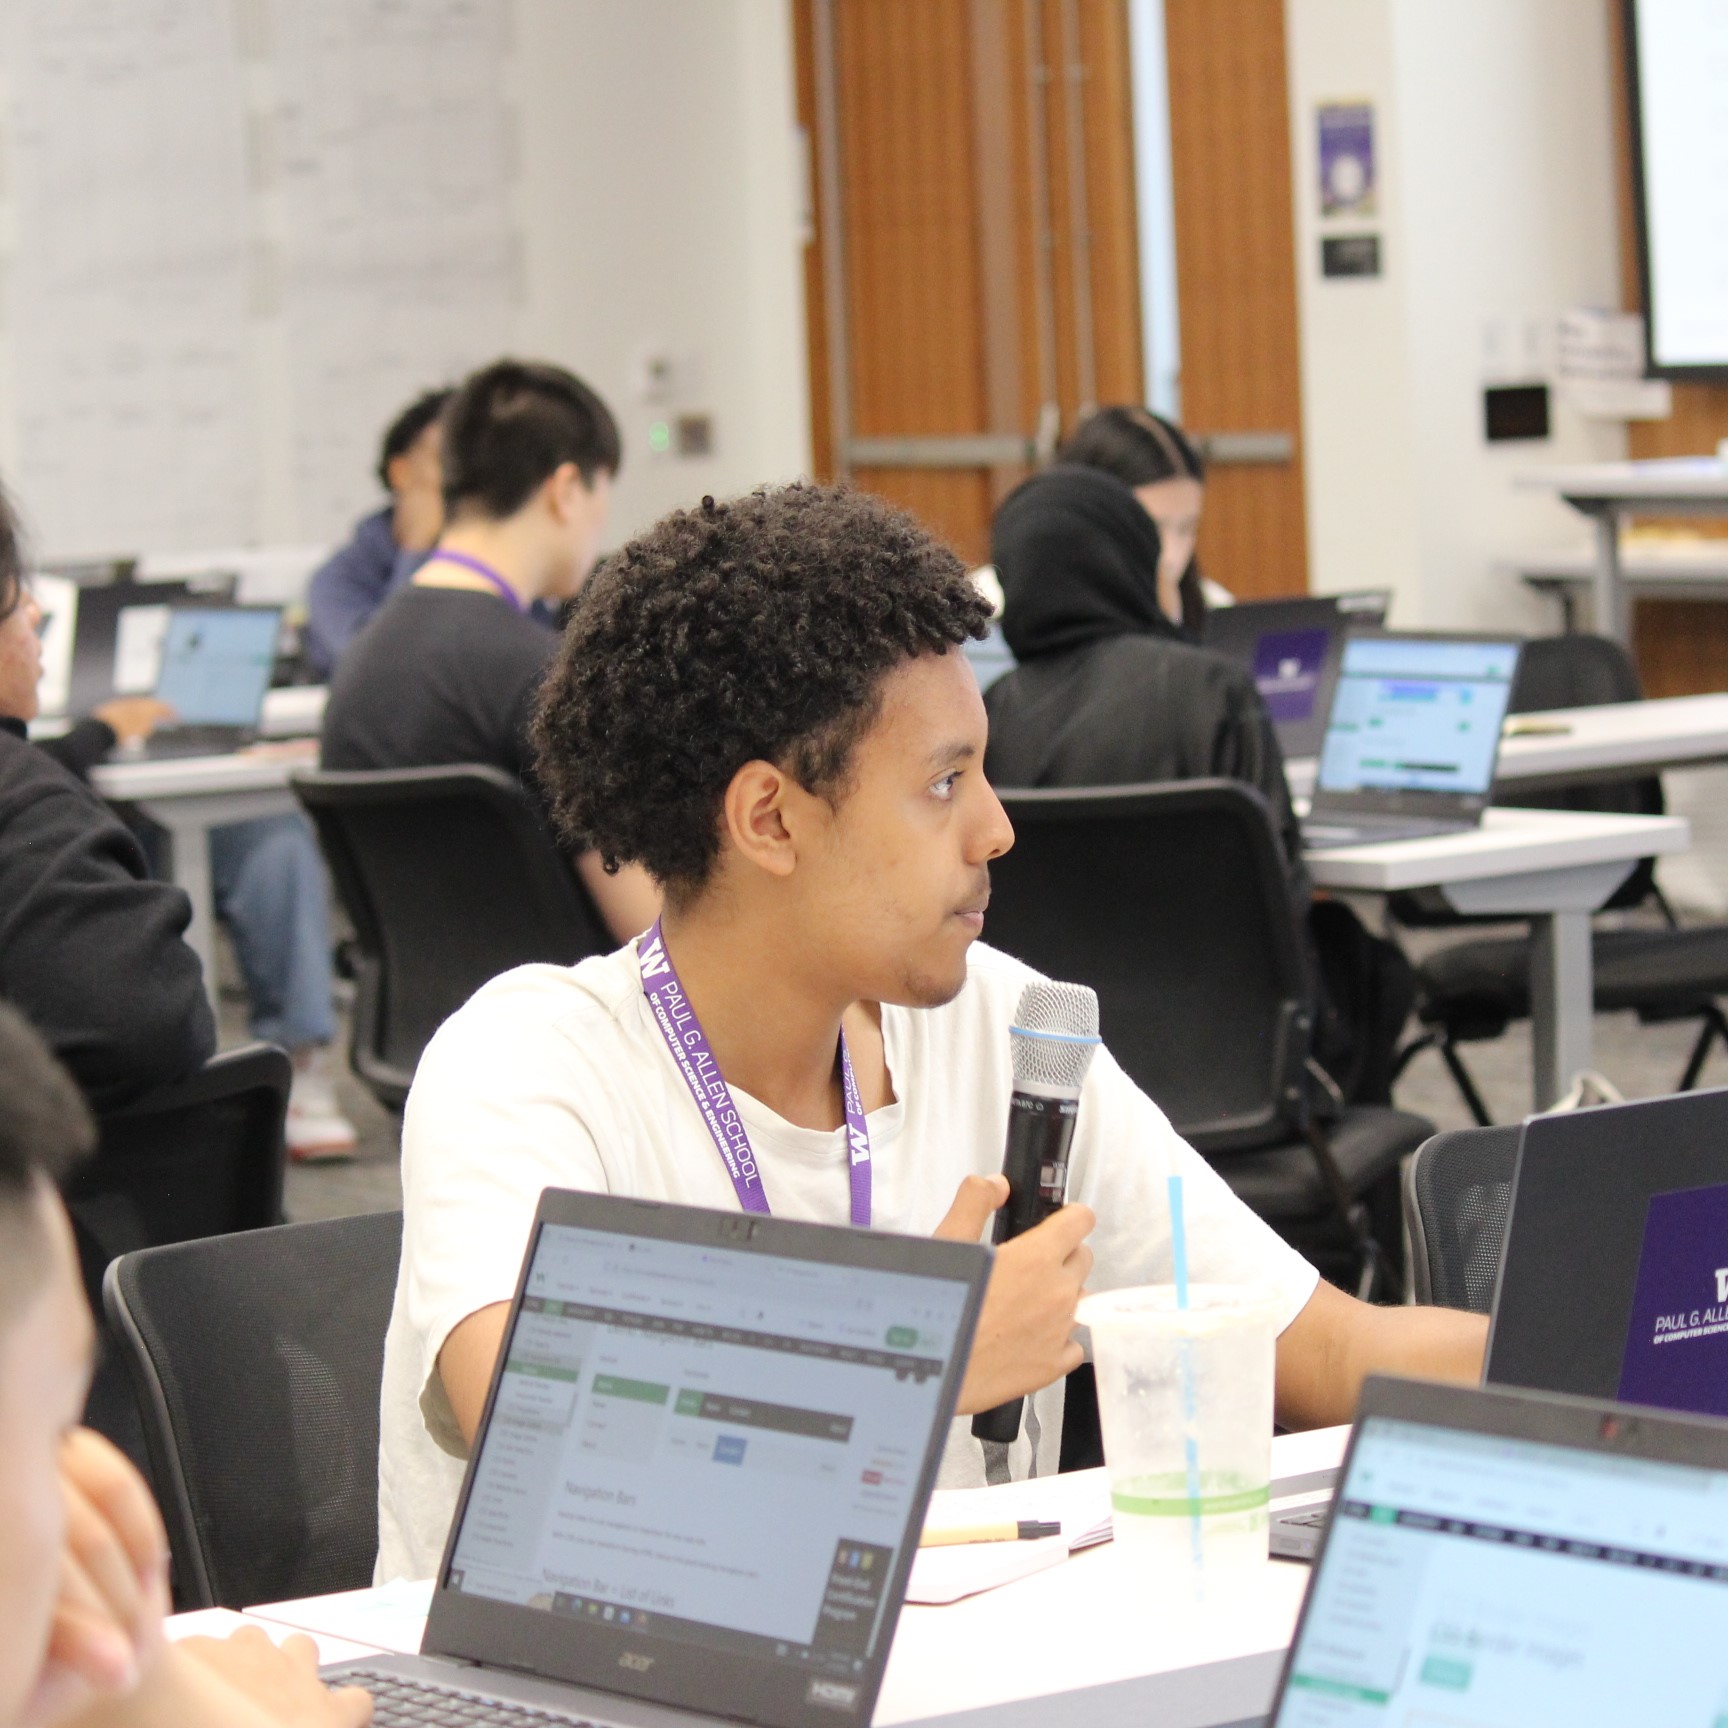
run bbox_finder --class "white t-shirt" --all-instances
[376,939,1320,1582]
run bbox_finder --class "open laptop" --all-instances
[135,605,282,757]
[1202,591,1389,758]
[1265,1375,1728,1726]
[1301,631,1523,849]
[1487,1087,1728,1418]
[327,1188,988,1728]
[62,574,237,718]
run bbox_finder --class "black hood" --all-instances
[991,464,1175,660]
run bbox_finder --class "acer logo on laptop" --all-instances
[806,1679,860,1710]
[618,1652,655,1673]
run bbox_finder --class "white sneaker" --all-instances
[287,1047,359,1164]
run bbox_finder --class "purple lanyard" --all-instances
[422,550,525,614]
[637,921,872,1227]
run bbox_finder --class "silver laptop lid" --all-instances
[1272,1377,1728,1725]
[424,1190,988,1728]
[1310,631,1522,823]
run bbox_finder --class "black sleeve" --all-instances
[36,718,117,782]
[1212,671,1315,911]
[0,752,215,1113]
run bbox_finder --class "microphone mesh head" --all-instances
[1009,981,1101,1090]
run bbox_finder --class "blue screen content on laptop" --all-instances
[445,1222,969,1675]
[1275,1414,1728,1724]
[1316,637,1518,796]
[153,608,278,726]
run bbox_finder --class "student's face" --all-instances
[0,587,45,724]
[0,1187,96,1728]
[792,649,1014,1009]
[1133,475,1204,623]
[394,420,444,502]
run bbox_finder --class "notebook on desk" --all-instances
[1202,591,1389,758]
[325,1188,988,1728]
[1300,632,1523,849]
[1263,1376,1728,1727]
[131,606,282,758]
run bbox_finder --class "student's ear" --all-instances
[721,761,800,881]
[544,461,586,523]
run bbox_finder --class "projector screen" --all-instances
[1627,0,1728,376]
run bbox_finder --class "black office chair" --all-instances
[294,765,614,1109]
[988,781,1434,1301]
[103,1209,403,1610]
[1394,635,1728,1124]
[67,1044,290,1474]
[1402,1123,1522,1313]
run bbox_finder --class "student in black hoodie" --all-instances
[983,462,1413,1105]
[0,488,214,1112]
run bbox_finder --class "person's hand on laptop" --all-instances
[934,1175,1095,1414]
[90,698,175,748]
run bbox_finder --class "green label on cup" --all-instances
[1111,1483,1271,1518]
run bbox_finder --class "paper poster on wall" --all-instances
[1317,102,1376,218]
[1617,1182,1728,1418]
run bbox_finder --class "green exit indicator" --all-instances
[648,420,671,453]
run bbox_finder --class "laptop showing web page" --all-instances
[1201,591,1389,759]
[326,1189,988,1728]
[138,605,281,756]
[1487,1086,1728,1417]
[1268,1376,1728,1726]
[1302,631,1522,850]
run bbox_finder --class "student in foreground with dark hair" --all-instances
[373,482,1485,1581]
[303,387,453,679]
[320,358,657,942]
[0,1003,372,1728]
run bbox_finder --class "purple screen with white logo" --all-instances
[1617,1182,1728,1417]
[1252,628,1330,723]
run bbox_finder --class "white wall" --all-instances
[515,0,812,550]
[1287,0,1626,628]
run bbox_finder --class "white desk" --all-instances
[1306,807,1689,1108]
[1513,541,1728,630]
[211,1428,1351,1728]
[89,741,318,1005]
[1517,458,1728,644]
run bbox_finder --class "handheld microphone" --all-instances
[971,980,1101,1446]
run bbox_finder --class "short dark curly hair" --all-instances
[532,483,991,896]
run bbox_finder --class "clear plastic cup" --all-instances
[1078,1284,1282,1583]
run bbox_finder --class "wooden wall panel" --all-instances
[1162,0,1307,600]
[1609,0,1728,696]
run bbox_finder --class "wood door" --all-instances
[794,0,1144,568]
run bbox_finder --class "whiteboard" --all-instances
[0,0,521,557]
[1629,0,1728,373]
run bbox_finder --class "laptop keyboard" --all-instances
[344,1669,600,1727]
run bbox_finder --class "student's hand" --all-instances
[91,697,175,745]
[56,1634,372,1728]
[24,1429,170,1728]
[933,1177,1095,1414]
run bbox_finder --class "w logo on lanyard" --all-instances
[638,931,673,981]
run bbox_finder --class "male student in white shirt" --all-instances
[377,483,1486,1582]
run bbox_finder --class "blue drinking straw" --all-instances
[1167,1174,1205,1568]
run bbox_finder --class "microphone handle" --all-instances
[971,1087,1081,1446]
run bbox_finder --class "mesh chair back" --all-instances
[294,766,612,1103]
[988,781,1310,1151]
[1402,1123,1522,1311]
[103,1210,404,1610]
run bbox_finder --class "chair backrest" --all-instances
[293,765,612,1104]
[988,781,1311,1151]
[66,1043,290,1485]
[103,1209,404,1610]
[1402,1123,1523,1311]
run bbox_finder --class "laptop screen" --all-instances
[1275,1412,1728,1724]
[152,607,279,726]
[443,1218,971,1686]
[1316,635,1520,797]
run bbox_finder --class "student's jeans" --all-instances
[208,813,337,1051]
